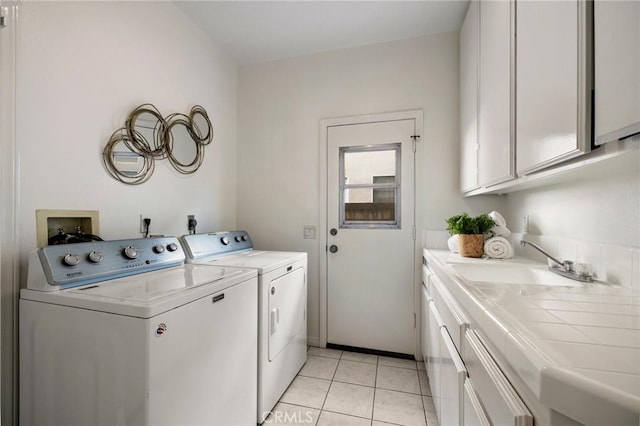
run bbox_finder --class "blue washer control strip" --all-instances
[37,237,185,290]
[180,230,253,261]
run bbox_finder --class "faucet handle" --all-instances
[562,260,574,272]
[575,263,594,278]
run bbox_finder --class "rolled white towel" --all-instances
[490,224,511,237]
[447,235,458,253]
[488,211,507,228]
[484,236,514,259]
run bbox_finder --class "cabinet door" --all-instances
[464,330,532,426]
[463,379,491,426]
[478,0,514,186]
[594,0,640,144]
[431,274,468,352]
[439,327,467,426]
[516,0,592,175]
[427,302,444,423]
[420,285,429,362]
[460,0,480,193]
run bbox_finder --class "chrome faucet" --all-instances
[520,240,593,283]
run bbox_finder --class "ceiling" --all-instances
[176,1,470,65]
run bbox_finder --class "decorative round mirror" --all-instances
[103,129,155,185]
[165,115,201,174]
[189,106,213,146]
[125,104,166,158]
[103,104,214,184]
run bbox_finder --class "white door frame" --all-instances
[319,110,424,357]
[0,2,20,424]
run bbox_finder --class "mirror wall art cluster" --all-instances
[103,104,213,184]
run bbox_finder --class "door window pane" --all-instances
[339,144,401,228]
[344,150,397,185]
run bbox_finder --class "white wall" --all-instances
[7,3,238,420]
[503,147,640,288]
[237,33,504,345]
[16,1,238,259]
[505,149,640,247]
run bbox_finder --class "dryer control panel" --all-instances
[181,230,254,262]
[29,237,185,291]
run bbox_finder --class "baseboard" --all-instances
[307,336,320,348]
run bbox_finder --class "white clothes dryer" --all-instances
[20,237,258,426]
[181,231,307,423]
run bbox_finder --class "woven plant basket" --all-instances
[458,234,484,258]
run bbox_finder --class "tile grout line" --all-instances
[371,356,379,422]
[296,349,433,425]
[318,350,343,418]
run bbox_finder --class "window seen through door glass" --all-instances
[340,145,400,227]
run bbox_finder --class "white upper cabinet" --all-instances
[516,0,592,175]
[478,0,514,186]
[594,0,640,145]
[460,0,479,193]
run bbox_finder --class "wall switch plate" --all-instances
[303,226,317,240]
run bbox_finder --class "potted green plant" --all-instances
[445,213,495,258]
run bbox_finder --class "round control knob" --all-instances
[63,253,80,266]
[88,251,103,263]
[220,236,230,246]
[241,235,247,241]
[153,244,165,254]
[235,236,242,242]
[166,243,178,252]
[123,246,139,259]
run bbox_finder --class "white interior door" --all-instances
[326,118,416,355]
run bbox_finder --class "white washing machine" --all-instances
[180,231,307,423]
[20,236,258,426]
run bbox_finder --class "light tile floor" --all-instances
[264,347,439,426]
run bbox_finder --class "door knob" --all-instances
[330,228,338,236]
[329,245,338,253]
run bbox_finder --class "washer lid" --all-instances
[20,265,257,318]
[193,250,307,274]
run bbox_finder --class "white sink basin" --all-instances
[451,263,582,287]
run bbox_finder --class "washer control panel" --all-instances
[34,237,185,290]
[180,230,253,262]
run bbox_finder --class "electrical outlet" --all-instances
[187,215,197,233]
[140,215,151,234]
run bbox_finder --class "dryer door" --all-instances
[268,267,305,361]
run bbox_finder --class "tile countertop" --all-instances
[423,249,640,425]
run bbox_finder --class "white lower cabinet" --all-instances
[427,302,444,421]
[463,379,491,426]
[420,283,430,361]
[431,274,468,351]
[423,280,467,426]
[464,330,533,426]
[439,327,467,426]
[423,256,533,426]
